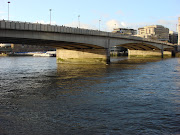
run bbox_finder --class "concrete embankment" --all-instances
[128,50,172,58]
[175,52,180,57]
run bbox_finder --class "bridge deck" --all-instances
[0,20,174,47]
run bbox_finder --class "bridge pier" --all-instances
[128,50,171,58]
[161,49,164,58]
[56,48,110,64]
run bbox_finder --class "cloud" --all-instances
[65,19,138,32]
[34,20,98,30]
[105,20,154,32]
[0,11,5,14]
[65,21,97,30]
[105,20,131,31]
[116,10,124,16]
[167,15,180,19]
[157,20,171,25]
[157,19,178,31]
[121,22,127,27]
[0,16,4,19]
[35,18,178,33]
[106,20,120,31]
[68,19,178,32]
[0,11,5,20]
[112,19,178,32]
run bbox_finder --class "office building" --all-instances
[138,25,169,41]
[178,17,180,45]
[169,31,178,44]
[11,44,55,52]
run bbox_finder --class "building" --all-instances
[138,25,169,41]
[0,43,55,55]
[110,46,127,56]
[112,28,137,35]
[178,17,180,45]
[0,43,12,48]
[11,44,56,52]
[169,31,178,44]
[0,44,12,55]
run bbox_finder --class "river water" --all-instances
[0,57,179,135]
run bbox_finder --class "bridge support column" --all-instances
[161,49,164,58]
[161,45,164,58]
[56,48,110,64]
[128,50,171,58]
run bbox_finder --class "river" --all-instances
[0,57,179,135]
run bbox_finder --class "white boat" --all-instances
[33,51,56,57]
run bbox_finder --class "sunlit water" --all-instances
[0,57,180,135]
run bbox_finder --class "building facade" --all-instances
[138,25,169,41]
[110,46,127,56]
[112,28,137,35]
[169,31,178,44]
[0,44,12,54]
[11,44,56,52]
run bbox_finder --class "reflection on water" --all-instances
[57,64,108,79]
[0,57,180,135]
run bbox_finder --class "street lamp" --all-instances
[8,1,10,20]
[49,9,52,25]
[78,15,80,28]
[99,20,101,31]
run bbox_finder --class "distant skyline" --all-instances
[0,0,179,32]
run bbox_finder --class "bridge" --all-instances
[0,20,174,64]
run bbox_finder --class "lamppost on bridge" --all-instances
[49,9,52,25]
[78,15,80,28]
[99,19,101,31]
[8,1,10,21]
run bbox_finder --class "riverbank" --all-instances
[0,51,56,57]
[0,53,8,56]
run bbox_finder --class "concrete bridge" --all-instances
[0,20,174,64]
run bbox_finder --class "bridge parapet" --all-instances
[0,20,173,46]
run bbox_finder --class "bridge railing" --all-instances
[0,20,173,46]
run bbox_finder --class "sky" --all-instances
[0,0,180,32]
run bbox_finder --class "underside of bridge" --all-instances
[120,43,160,50]
[0,37,109,64]
[118,43,173,51]
[117,43,173,58]
[0,37,104,49]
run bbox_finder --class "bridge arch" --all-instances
[115,43,161,50]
